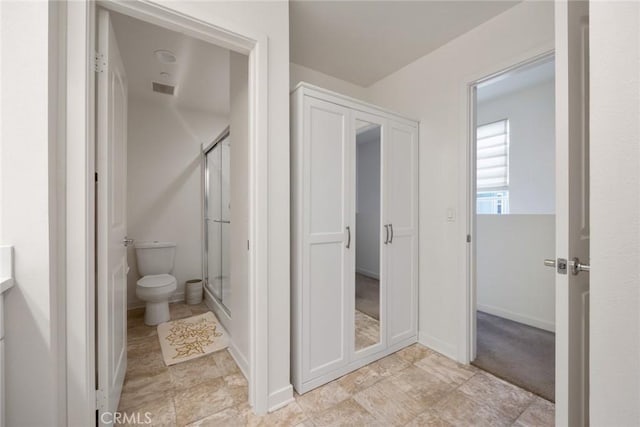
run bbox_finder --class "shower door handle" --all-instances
[210,219,231,224]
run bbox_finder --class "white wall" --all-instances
[0,1,60,425]
[229,52,250,375]
[477,215,555,331]
[367,0,554,360]
[126,97,227,307]
[290,62,369,100]
[477,79,555,214]
[153,1,293,410]
[590,1,640,424]
[355,134,381,278]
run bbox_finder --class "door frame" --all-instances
[64,1,271,424]
[456,44,552,367]
[464,50,556,365]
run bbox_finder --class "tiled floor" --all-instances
[120,302,554,426]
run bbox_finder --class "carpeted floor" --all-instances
[355,273,379,320]
[472,311,555,402]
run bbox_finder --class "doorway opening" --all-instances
[468,54,556,402]
[95,6,254,424]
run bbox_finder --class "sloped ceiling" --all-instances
[290,0,521,87]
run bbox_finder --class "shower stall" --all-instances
[203,127,231,315]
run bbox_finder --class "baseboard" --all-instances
[127,292,185,310]
[229,342,250,380]
[418,331,458,361]
[170,292,185,304]
[202,287,249,382]
[268,384,294,412]
[477,304,555,332]
[355,268,379,280]
[204,286,231,331]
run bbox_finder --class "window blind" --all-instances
[477,119,509,190]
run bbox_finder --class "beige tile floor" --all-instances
[119,302,554,426]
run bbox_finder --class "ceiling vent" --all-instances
[152,82,175,96]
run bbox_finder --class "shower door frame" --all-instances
[203,127,231,322]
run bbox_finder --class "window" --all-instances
[476,119,509,214]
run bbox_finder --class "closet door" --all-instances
[302,96,351,381]
[385,120,419,346]
[351,111,387,360]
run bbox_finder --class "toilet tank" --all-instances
[135,241,176,276]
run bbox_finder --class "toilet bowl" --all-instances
[134,241,177,325]
[136,274,177,325]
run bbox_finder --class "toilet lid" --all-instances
[137,274,176,288]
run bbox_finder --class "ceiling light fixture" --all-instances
[154,49,177,64]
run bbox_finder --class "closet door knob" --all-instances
[389,224,394,244]
[384,225,389,244]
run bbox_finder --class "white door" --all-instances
[385,120,419,346]
[555,1,590,425]
[96,9,128,424]
[302,96,351,380]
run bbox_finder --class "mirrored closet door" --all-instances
[353,117,384,355]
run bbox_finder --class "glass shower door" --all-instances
[205,130,231,313]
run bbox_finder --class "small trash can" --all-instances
[185,279,203,305]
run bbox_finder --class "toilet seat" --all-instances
[137,274,176,288]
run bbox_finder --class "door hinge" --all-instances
[95,172,98,182]
[247,240,250,251]
[466,234,471,243]
[93,51,106,73]
[95,389,107,411]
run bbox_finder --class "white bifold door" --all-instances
[292,84,418,394]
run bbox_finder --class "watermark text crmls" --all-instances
[100,411,153,425]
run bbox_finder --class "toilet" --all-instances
[135,241,178,325]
